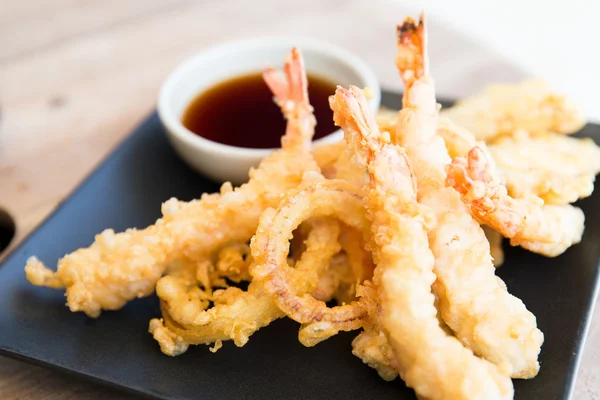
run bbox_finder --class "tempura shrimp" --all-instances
[331,84,513,399]
[394,15,543,378]
[437,117,507,266]
[446,146,585,257]
[25,48,321,318]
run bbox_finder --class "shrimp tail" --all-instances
[396,12,428,96]
[263,47,308,108]
[263,47,316,150]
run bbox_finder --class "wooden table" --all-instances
[0,1,598,398]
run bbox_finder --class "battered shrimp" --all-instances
[440,79,586,142]
[437,117,506,266]
[331,84,513,399]
[394,15,543,378]
[446,146,585,257]
[25,48,321,318]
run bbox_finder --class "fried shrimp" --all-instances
[436,118,507,266]
[394,15,543,378]
[440,79,586,142]
[25,48,320,318]
[331,83,513,399]
[446,146,585,257]
[150,217,341,355]
[24,12,596,397]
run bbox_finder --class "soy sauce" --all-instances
[182,72,338,149]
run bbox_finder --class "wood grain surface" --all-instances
[0,1,597,399]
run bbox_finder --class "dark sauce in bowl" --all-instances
[182,72,338,149]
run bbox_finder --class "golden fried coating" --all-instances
[350,284,398,382]
[150,217,341,355]
[393,17,543,379]
[488,132,600,205]
[312,141,345,179]
[441,80,586,142]
[24,16,597,399]
[446,146,585,258]
[251,178,369,347]
[25,48,320,318]
[331,82,513,399]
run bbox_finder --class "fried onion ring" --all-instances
[251,178,370,346]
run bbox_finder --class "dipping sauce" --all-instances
[182,72,338,149]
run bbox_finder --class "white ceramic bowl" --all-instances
[158,36,381,184]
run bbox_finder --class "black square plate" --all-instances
[0,91,598,400]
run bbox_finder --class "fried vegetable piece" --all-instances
[488,132,600,205]
[394,15,543,378]
[25,47,320,318]
[330,82,513,399]
[440,79,586,142]
[150,217,341,355]
[446,146,585,257]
